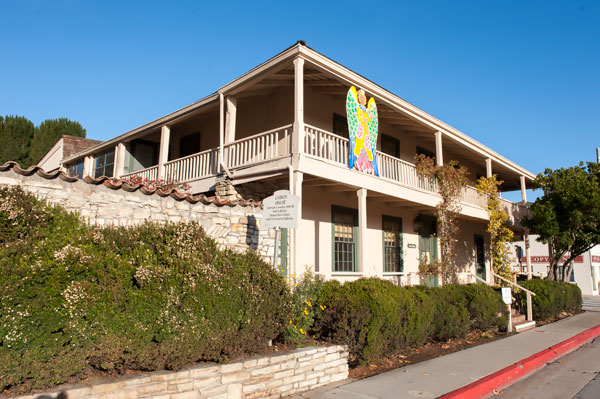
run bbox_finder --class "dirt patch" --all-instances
[349,330,509,380]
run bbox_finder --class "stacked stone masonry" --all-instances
[9,345,349,399]
[0,169,277,264]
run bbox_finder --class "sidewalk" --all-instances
[291,298,600,399]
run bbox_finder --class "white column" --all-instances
[83,155,93,178]
[520,175,527,203]
[219,92,225,173]
[292,171,303,276]
[486,158,492,178]
[357,188,368,274]
[157,125,170,180]
[114,143,125,178]
[225,96,237,144]
[292,57,305,158]
[435,131,443,166]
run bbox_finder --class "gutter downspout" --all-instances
[219,91,232,179]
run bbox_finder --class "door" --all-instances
[418,215,439,287]
[474,234,486,281]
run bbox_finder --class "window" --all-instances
[381,134,400,158]
[66,161,84,179]
[416,146,435,159]
[333,113,349,138]
[383,216,403,273]
[179,132,201,158]
[94,150,115,178]
[332,206,357,272]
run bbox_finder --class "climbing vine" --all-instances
[416,155,469,285]
[476,175,515,283]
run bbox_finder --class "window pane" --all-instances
[333,208,356,272]
[383,218,403,273]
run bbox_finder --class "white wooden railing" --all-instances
[121,165,159,181]
[164,148,219,183]
[304,124,349,165]
[225,125,292,169]
[303,124,493,208]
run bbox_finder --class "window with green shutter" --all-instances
[332,206,358,272]
[382,216,403,273]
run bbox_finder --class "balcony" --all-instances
[121,123,525,221]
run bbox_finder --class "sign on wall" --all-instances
[262,190,300,230]
[520,255,584,264]
[501,287,512,304]
[346,86,379,176]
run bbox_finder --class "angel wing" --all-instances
[367,97,380,176]
[346,86,359,169]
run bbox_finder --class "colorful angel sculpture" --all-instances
[346,86,379,176]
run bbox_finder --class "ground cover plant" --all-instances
[0,186,291,393]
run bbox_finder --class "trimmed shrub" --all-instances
[314,279,504,365]
[516,279,582,320]
[0,186,291,392]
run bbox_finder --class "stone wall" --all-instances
[10,345,349,399]
[0,166,276,264]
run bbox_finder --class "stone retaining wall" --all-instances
[0,168,276,264]
[10,345,349,399]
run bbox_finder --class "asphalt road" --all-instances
[488,338,600,399]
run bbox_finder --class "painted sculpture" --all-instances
[346,86,379,176]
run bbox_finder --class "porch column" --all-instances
[435,131,443,166]
[520,175,527,203]
[157,125,170,180]
[357,188,368,274]
[225,96,237,144]
[291,171,303,277]
[292,57,305,159]
[114,143,125,178]
[83,155,94,178]
[486,158,492,178]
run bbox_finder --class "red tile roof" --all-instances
[0,162,260,208]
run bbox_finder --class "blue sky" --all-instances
[1,1,598,199]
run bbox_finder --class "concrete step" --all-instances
[513,320,536,333]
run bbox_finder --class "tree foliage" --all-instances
[522,162,600,281]
[0,115,35,167]
[0,115,86,168]
[416,155,469,284]
[476,175,515,283]
[29,118,86,166]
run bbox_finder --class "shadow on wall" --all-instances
[36,392,67,399]
[246,215,258,250]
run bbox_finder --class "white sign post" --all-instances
[262,190,300,271]
[501,287,512,334]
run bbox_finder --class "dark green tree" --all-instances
[0,116,35,167]
[522,163,600,281]
[28,118,86,166]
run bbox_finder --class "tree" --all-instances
[28,118,86,166]
[416,155,469,284]
[0,116,35,167]
[476,175,515,283]
[522,163,600,281]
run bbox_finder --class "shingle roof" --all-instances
[0,162,260,208]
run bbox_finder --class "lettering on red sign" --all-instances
[520,255,584,263]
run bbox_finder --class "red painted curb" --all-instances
[438,324,600,399]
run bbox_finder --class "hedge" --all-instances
[0,186,291,392]
[515,279,582,320]
[313,279,507,365]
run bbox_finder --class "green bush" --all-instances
[516,279,582,320]
[314,279,504,365]
[0,186,291,392]
[285,270,326,341]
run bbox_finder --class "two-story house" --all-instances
[57,42,535,286]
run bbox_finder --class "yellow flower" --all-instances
[320,305,326,310]
[289,319,293,324]
[303,308,309,315]
[306,301,312,307]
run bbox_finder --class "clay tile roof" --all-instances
[0,161,261,208]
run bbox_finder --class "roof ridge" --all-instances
[0,161,261,208]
